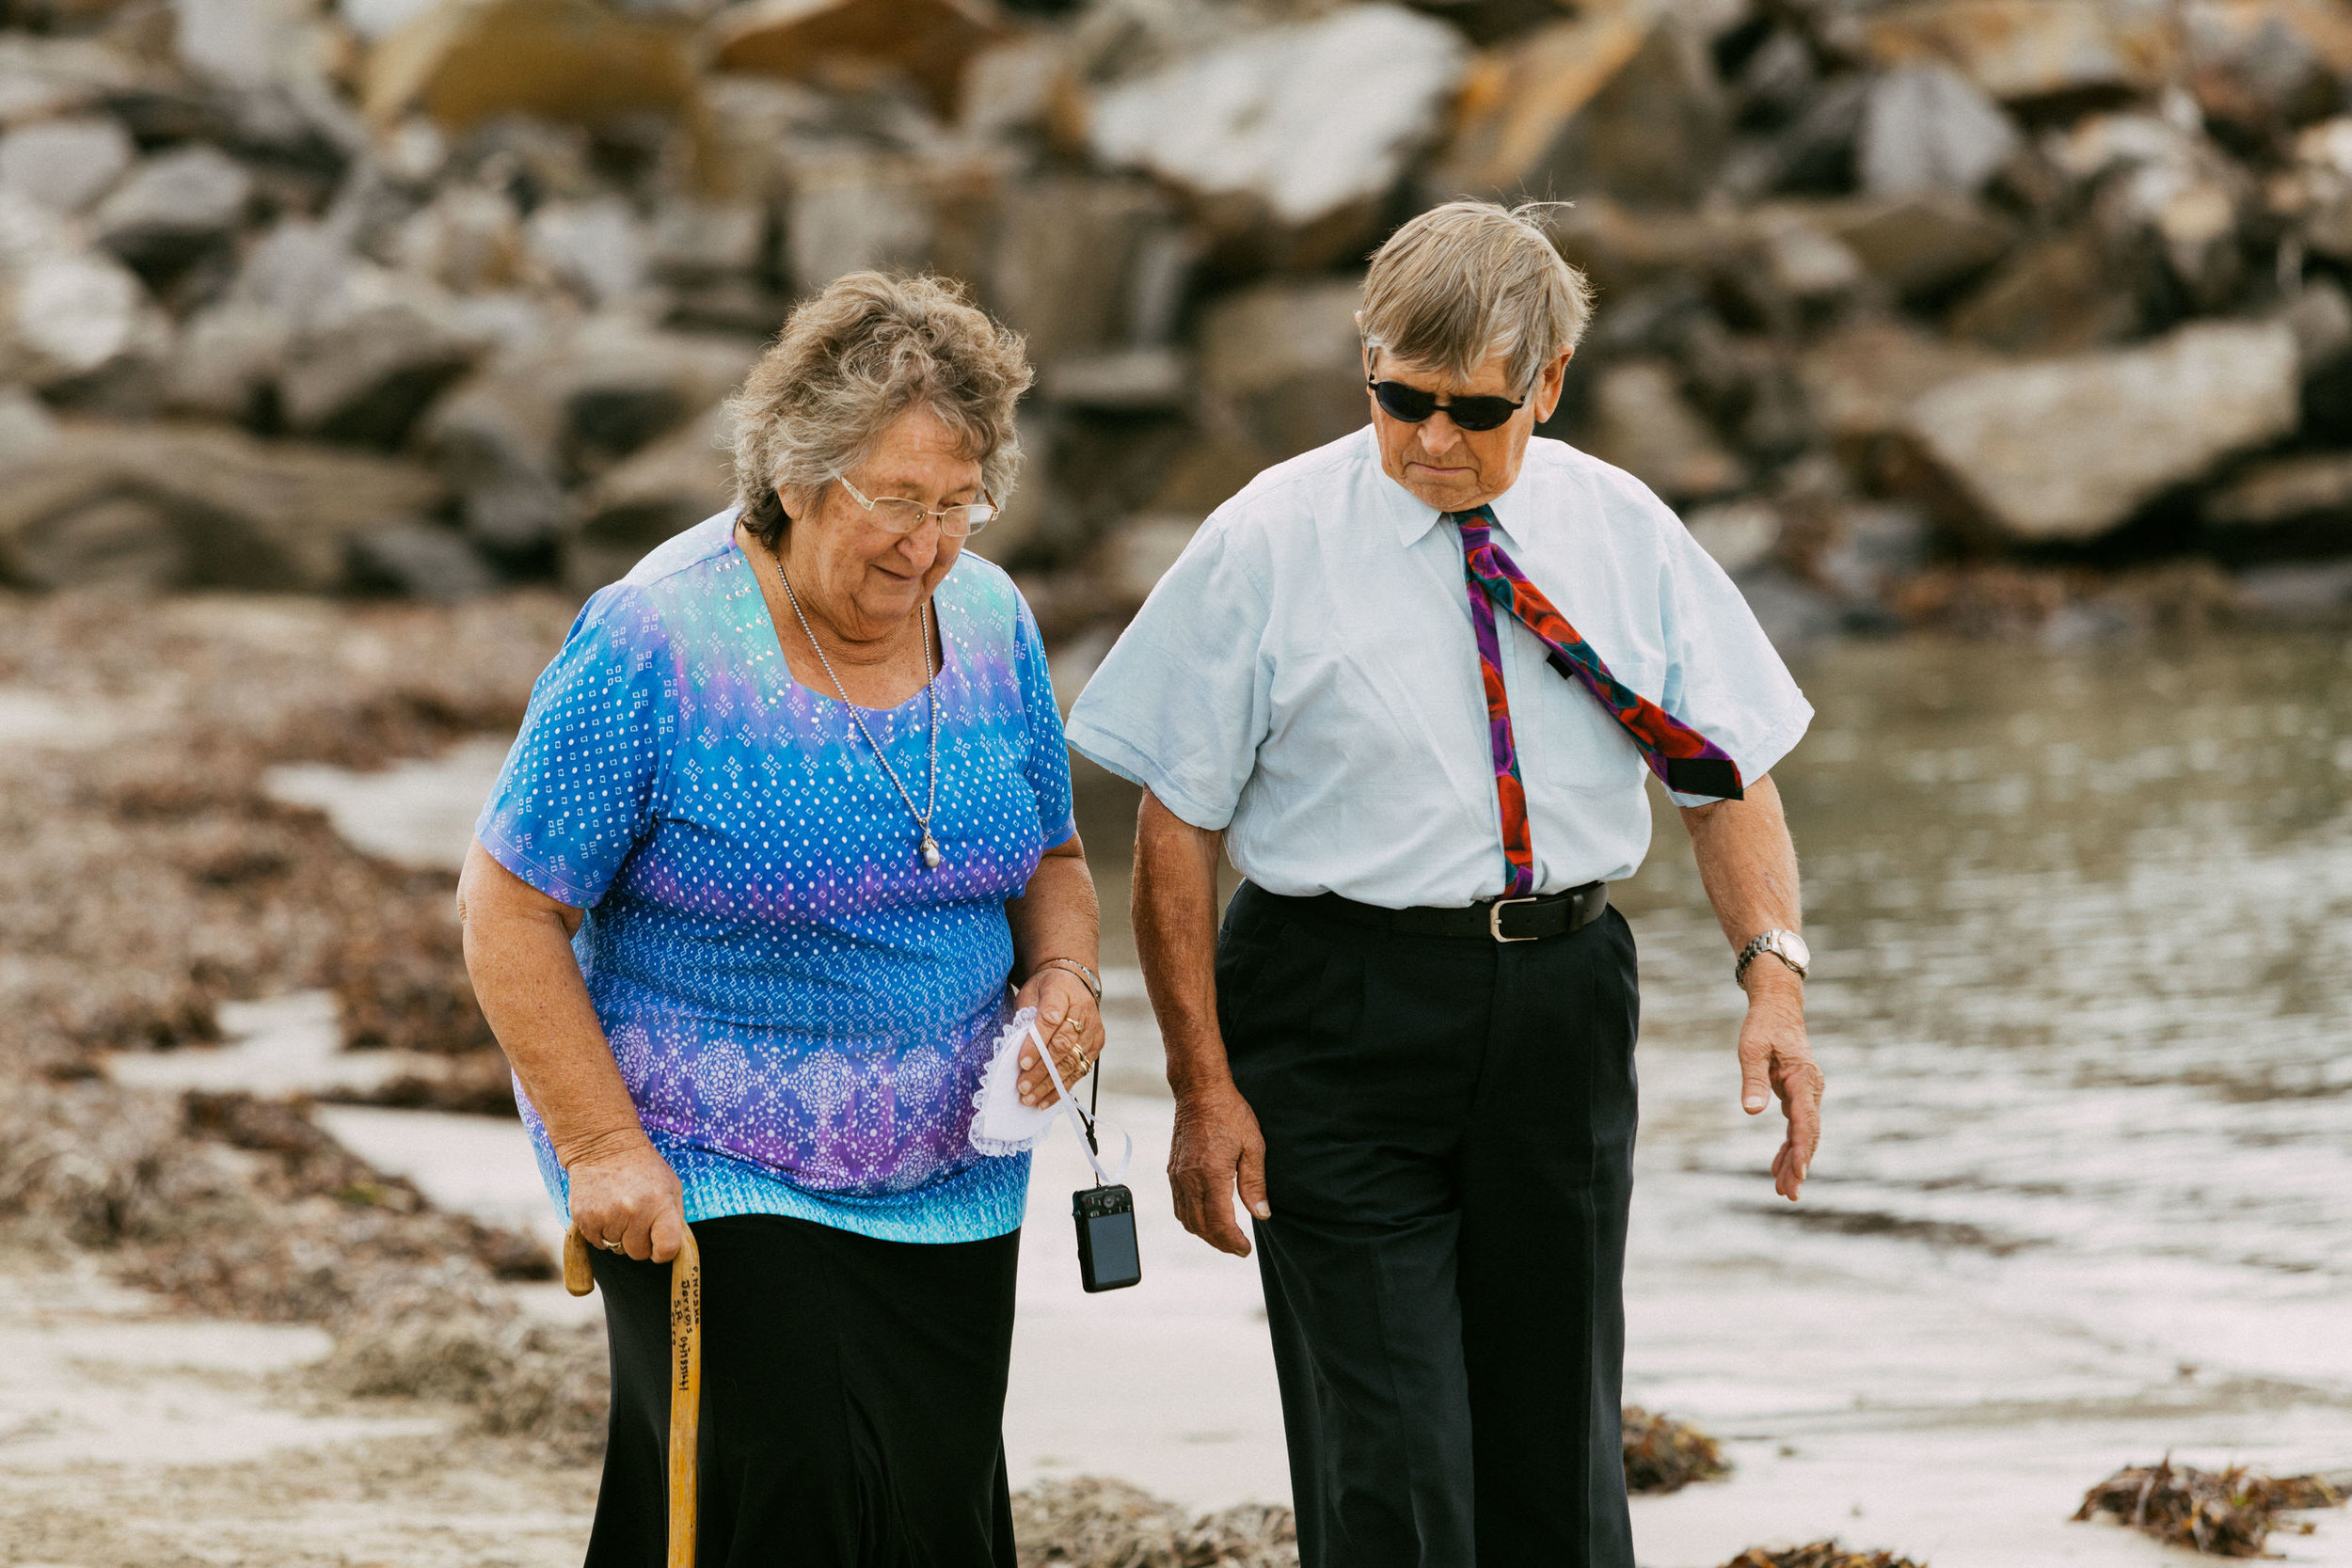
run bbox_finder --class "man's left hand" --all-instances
[1737,965,1821,1201]
[1012,966,1105,1106]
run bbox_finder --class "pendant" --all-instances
[920,832,942,869]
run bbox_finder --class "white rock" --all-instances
[1904,321,2299,541]
[1859,62,2020,196]
[94,145,254,248]
[525,197,651,306]
[10,250,149,379]
[173,0,319,88]
[1682,499,1781,575]
[648,198,765,279]
[0,117,134,212]
[1087,4,1468,229]
[786,158,930,293]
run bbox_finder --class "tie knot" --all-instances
[1449,504,1496,539]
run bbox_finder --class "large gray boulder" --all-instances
[0,419,447,591]
[425,319,760,559]
[1899,321,2300,542]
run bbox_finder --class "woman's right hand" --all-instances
[565,1135,687,1262]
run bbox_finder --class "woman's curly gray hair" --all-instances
[728,272,1032,546]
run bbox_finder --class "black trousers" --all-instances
[1216,881,1641,1568]
[584,1213,1020,1568]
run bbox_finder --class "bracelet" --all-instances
[1032,957,1102,1002]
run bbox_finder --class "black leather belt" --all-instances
[1290,881,1609,943]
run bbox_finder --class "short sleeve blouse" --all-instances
[476,515,1073,1243]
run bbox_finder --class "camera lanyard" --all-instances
[1032,1023,1132,1187]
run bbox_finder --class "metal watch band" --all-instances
[1735,930,1807,984]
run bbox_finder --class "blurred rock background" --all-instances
[6,0,2352,650]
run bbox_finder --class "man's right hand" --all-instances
[1168,1078,1271,1257]
[565,1135,687,1262]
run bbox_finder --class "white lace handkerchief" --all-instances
[968,1006,1060,1156]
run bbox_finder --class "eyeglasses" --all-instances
[834,474,998,537]
[1367,378,1527,433]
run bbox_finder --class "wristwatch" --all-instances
[1735,928,1810,985]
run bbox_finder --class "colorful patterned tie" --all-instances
[1452,504,1742,897]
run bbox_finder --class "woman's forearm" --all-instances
[1008,836,1101,977]
[456,841,647,1165]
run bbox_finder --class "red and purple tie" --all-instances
[1452,504,1742,897]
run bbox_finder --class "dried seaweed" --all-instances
[1011,1478,1297,1568]
[1719,1544,1927,1568]
[1623,1404,1731,1493]
[2074,1457,2348,1557]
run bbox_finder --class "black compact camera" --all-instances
[1073,1183,1141,1292]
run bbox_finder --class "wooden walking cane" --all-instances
[565,1222,703,1568]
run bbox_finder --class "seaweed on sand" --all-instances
[1010,1477,1297,1568]
[2074,1457,2347,1557]
[1719,1544,1926,1568]
[1623,1404,1731,1493]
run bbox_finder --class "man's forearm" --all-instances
[1677,773,1802,968]
[1132,789,1231,1094]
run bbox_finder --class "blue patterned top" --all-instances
[476,513,1074,1243]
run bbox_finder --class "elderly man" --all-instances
[1064,199,1823,1567]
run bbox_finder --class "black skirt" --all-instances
[583,1213,1021,1568]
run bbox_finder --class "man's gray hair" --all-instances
[728,271,1033,546]
[1359,199,1593,396]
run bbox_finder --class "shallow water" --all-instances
[1069,633,2352,1560]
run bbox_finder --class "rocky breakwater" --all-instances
[4,0,2352,646]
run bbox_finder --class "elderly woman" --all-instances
[457,272,1102,1566]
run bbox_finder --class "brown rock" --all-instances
[2184,0,2352,130]
[0,420,447,591]
[1583,360,1744,503]
[2201,451,2352,527]
[1435,2,1724,206]
[362,0,698,131]
[1947,230,2137,353]
[1199,277,1366,466]
[1545,196,1746,299]
[1820,191,2019,301]
[1797,317,1997,462]
[982,176,1186,365]
[1899,321,2300,541]
[706,0,1002,119]
[1863,0,2177,103]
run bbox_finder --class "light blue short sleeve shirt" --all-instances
[1064,428,1812,908]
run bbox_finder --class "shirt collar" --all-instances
[1368,438,1538,548]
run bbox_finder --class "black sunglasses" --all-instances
[1367,377,1527,433]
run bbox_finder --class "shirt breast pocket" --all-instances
[1517,642,1657,798]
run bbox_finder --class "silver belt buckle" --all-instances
[1488,895,1541,942]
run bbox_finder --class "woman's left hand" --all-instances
[1011,964,1105,1107]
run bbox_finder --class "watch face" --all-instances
[1777,930,1812,972]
